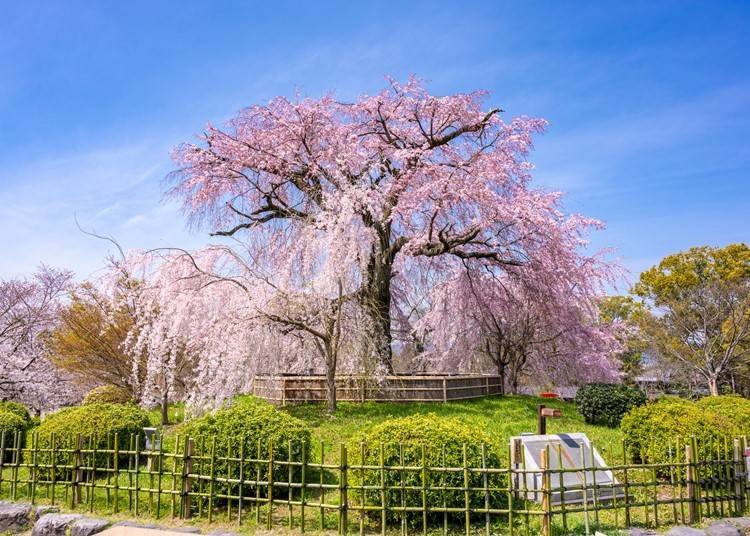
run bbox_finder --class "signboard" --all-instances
[510,432,624,505]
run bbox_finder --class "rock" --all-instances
[0,501,33,533]
[32,513,83,536]
[706,522,742,536]
[621,529,659,536]
[70,517,110,536]
[724,518,750,530]
[33,505,60,520]
[207,531,239,536]
[171,528,201,534]
[665,527,706,536]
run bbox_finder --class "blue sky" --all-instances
[1,1,748,289]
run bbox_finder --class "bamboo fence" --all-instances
[0,431,748,535]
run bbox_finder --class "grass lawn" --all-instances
[281,395,625,463]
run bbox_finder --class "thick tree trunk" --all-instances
[497,363,507,396]
[508,358,526,395]
[325,360,337,413]
[361,231,395,373]
[161,389,169,426]
[708,376,719,396]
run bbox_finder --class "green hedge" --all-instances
[575,383,646,427]
[0,411,26,461]
[695,395,750,438]
[82,385,134,405]
[36,403,151,476]
[181,397,310,497]
[621,396,750,469]
[0,401,32,425]
[348,414,503,526]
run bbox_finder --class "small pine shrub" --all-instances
[575,383,646,427]
[82,385,134,405]
[36,403,151,476]
[181,397,310,498]
[348,414,503,526]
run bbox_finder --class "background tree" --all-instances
[598,295,648,383]
[417,265,619,393]
[47,281,144,398]
[633,243,750,396]
[167,78,611,374]
[120,244,376,414]
[0,266,82,412]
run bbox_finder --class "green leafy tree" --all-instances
[633,244,750,396]
[599,295,648,382]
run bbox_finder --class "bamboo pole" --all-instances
[686,444,696,524]
[134,434,141,516]
[73,434,83,508]
[170,435,179,518]
[51,432,57,506]
[380,442,386,536]
[421,444,428,536]
[540,448,551,536]
[507,442,515,536]
[207,436,216,523]
[238,437,244,525]
[89,435,97,512]
[462,444,470,536]
[0,432,5,496]
[360,442,366,536]
[339,443,348,535]
[267,439,274,530]
[481,444,489,536]
[30,432,38,505]
[734,438,743,515]
[113,433,120,514]
[288,439,293,528]
[319,441,325,530]
[300,441,306,533]
[181,437,194,519]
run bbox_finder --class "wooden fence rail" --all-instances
[252,374,504,404]
[0,431,747,535]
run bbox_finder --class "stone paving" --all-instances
[2,500,750,536]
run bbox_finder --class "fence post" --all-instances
[541,448,551,536]
[181,438,194,519]
[686,444,697,524]
[72,434,84,507]
[622,439,631,527]
[113,434,119,513]
[339,443,348,535]
[733,439,744,514]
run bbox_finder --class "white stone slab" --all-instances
[510,432,624,505]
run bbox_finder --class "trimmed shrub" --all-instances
[0,401,32,426]
[348,414,503,526]
[575,383,646,427]
[620,395,750,472]
[0,411,26,461]
[695,395,750,438]
[82,385,134,405]
[36,403,151,476]
[181,396,310,497]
